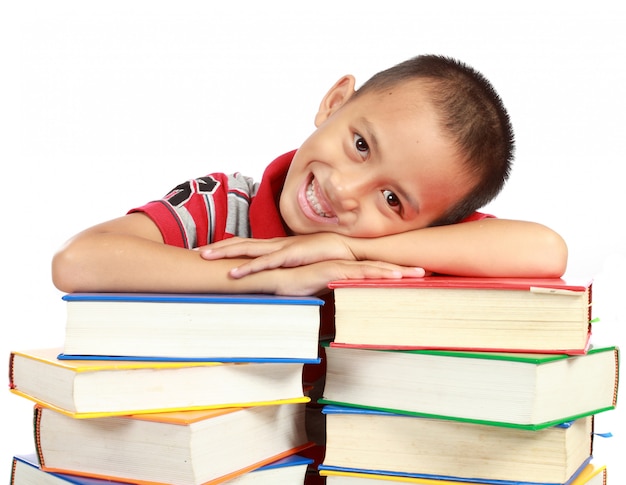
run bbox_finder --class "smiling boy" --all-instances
[52,55,567,296]
[280,75,470,236]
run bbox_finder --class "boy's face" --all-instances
[280,76,477,237]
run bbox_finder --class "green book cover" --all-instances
[320,344,620,430]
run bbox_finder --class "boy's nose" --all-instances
[328,170,372,212]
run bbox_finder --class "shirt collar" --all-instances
[249,150,296,238]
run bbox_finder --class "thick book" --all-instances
[328,277,593,354]
[320,462,607,485]
[61,292,323,360]
[11,453,313,485]
[9,347,310,418]
[320,345,619,429]
[319,405,594,485]
[33,403,312,485]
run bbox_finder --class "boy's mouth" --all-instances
[298,175,338,224]
[306,178,334,218]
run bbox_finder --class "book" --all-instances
[319,462,607,485]
[319,405,594,485]
[571,464,607,485]
[320,345,619,429]
[9,347,310,418]
[61,292,324,360]
[32,403,312,485]
[217,454,313,485]
[328,277,593,354]
[11,453,313,484]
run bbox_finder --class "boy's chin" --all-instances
[300,214,342,232]
[287,221,341,237]
[282,209,339,236]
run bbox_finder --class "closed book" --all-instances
[328,277,592,354]
[320,345,619,429]
[320,462,607,485]
[11,453,313,485]
[33,403,312,485]
[320,405,593,485]
[61,292,323,360]
[9,348,310,418]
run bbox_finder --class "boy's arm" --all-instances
[351,218,568,277]
[52,213,250,293]
[202,218,568,278]
[51,213,422,295]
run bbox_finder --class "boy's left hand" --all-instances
[198,233,357,278]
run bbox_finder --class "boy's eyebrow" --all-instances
[360,117,379,152]
[360,117,421,216]
[396,185,421,215]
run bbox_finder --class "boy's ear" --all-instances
[314,75,356,127]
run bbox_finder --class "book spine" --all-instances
[8,352,16,389]
[583,286,593,343]
[10,457,17,485]
[32,406,45,469]
[611,348,620,407]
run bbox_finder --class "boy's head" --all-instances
[352,55,514,226]
[280,55,514,237]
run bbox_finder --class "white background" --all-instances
[2,0,624,482]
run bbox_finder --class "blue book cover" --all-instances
[60,292,324,361]
[321,405,577,429]
[318,461,592,485]
[12,453,314,484]
[57,354,321,364]
[62,292,324,306]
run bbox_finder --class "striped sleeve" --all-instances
[128,173,231,248]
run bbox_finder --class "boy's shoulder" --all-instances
[460,211,494,223]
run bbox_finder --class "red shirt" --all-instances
[130,150,491,247]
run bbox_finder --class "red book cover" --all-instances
[328,276,592,292]
[328,276,593,355]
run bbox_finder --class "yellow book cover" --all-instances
[320,462,607,484]
[9,348,309,418]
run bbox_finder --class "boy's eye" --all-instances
[382,189,401,210]
[353,134,369,157]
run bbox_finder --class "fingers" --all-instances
[200,240,285,260]
[342,264,425,280]
[405,267,427,277]
[229,255,290,278]
[271,262,426,296]
[198,234,428,283]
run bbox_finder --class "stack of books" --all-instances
[9,292,326,485]
[318,276,618,485]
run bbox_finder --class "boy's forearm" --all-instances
[51,232,279,294]
[51,231,426,296]
[349,219,568,278]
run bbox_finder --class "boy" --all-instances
[50,55,568,482]
[52,55,567,296]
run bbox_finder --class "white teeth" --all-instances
[306,179,330,217]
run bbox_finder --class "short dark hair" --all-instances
[354,55,514,225]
